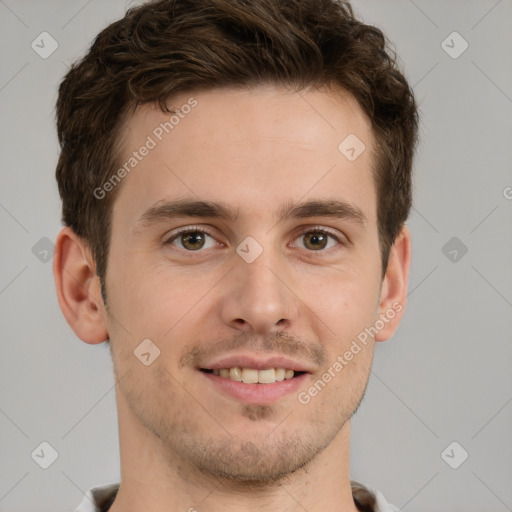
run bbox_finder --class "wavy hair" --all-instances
[56,0,418,297]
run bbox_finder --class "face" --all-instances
[104,85,386,482]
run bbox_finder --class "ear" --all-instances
[375,225,411,342]
[53,226,109,344]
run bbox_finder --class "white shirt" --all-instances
[74,482,399,512]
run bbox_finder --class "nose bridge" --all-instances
[221,242,297,333]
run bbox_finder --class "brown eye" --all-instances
[293,229,341,251]
[180,231,206,250]
[166,229,217,251]
[303,232,329,250]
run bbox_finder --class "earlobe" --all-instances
[53,227,109,344]
[375,225,411,342]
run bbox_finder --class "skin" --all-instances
[54,85,410,512]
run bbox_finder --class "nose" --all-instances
[219,249,299,335]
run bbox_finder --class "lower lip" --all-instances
[201,371,309,404]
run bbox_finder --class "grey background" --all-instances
[1,0,511,511]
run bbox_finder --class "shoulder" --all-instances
[372,488,400,512]
[74,482,119,512]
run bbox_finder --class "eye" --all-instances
[292,228,343,251]
[164,226,345,253]
[165,228,218,251]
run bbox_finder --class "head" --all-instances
[54,0,417,491]
[56,0,417,296]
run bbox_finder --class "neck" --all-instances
[108,390,360,512]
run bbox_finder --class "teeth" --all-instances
[211,367,296,383]
[229,367,242,381]
[275,368,286,381]
[258,369,276,384]
[241,368,258,383]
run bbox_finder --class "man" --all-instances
[53,0,417,510]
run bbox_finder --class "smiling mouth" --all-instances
[200,367,306,384]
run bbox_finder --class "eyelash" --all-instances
[164,225,346,254]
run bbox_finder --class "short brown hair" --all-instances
[56,0,418,292]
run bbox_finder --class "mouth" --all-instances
[198,355,312,404]
[200,367,306,384]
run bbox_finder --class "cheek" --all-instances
[309,270,380,337]
[298,334,374,418]
[107,259,220,343]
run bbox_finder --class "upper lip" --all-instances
[199,353,314,373]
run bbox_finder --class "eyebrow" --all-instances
[134,197,367,230]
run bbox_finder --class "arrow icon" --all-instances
[441,441,468,469]
[32,237,55,262]
[31,441,59,468]
[31,31,59,59]
[338,134,365,161]
[441,32,468,59]
[134,339,160,365]
[236,236,263,263]
[442,236,467,263]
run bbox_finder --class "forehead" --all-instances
[111,85,377,230]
